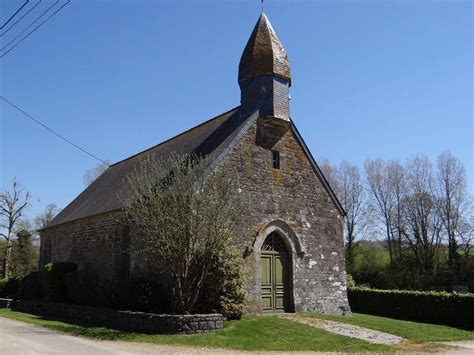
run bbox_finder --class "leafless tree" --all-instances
[0,179,30,279]
[387,161,407,260]
[365,159,397,266]
[321,160,366,269]
[320,159,339,193]
[458,215,473,259]
[122,153,244,314]
[34,203,60,230]
[435,151,470,270]
[83,160,110,186]
[400,155,441,273]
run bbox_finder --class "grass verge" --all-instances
[302,312,474,342]
[0,308,391,352]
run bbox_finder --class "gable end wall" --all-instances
[220,118,350,314]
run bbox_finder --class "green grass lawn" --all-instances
[303,312,474,342]
[1,308,472,352]
[0,308,391,352]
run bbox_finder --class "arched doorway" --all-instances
[261,232,291,312]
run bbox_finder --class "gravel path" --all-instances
[282,315,405,345]
[436,340,474,351]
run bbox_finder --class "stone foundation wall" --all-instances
[11,300,223,334]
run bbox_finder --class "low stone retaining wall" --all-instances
[11,300,223,334]
[0,298,13,308]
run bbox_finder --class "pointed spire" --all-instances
[238,13,291,87]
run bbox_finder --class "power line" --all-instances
[1,0,42,37]
[0,96,109,166]
[0,0,29,29]
[0,0,70,57]
[0,0,58,52]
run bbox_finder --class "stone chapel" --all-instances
[40,13,351,315]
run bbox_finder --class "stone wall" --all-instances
[0,298,13,308]
[219,116,351,315]
[11,300,223,334]
[39,212,130,279]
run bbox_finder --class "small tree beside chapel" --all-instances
[1,179,30,279]
[122,153,246,318]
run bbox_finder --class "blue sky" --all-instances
[1,0,472,219]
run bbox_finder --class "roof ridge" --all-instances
[110,106,240,168]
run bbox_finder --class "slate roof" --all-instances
[45,106,345,230]
[239,13,291,86]
[46,107,244,228]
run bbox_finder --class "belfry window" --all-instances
[272,151,280,169]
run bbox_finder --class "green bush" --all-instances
[0,278,20,298]
[98,277,166,313]
[20,272,43,300]
[65,270,101,306]
[64,270,168,313]
[43,262,77,302]
[198,245,246,320]
[0,279,6,296]
[218,248,246,320]
[346,274,356,288]
[348,287,474,330]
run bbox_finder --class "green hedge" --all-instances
[0,278,20,298]
[43,262,78,302]
[348,287,474,329]
[20,272,43,300]
[64,271,168,313]
[98,277,167,313]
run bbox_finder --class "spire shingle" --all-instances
[238,13,291,86]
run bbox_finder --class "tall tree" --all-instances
[387,161,407,260]
[11,229,38,279]
[365,159,396,266]
[435,151,469,273]
[321,160,366,270]
[401,155,441,273]
[0,179,30,279]
[457,214,473,259]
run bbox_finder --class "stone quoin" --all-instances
[40,13,351,315]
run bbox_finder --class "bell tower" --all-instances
[238,13,291,122]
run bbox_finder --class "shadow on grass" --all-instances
[4,310,140,340]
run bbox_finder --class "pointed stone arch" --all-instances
[253,220,305,258]
[248,220,304,313]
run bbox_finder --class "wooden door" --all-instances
[261,233,290,312]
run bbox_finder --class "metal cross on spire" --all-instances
[261,0,264,13]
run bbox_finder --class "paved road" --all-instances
[0,317,134,354]
[0,317,237,355]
